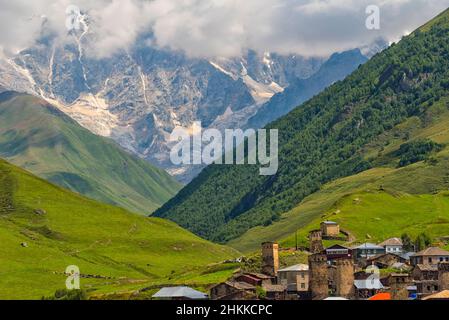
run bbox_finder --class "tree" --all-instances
[401,233,413,251]
[414,233,432,252]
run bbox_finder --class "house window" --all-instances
[428,257,432,263]
[446,257,449,262]
[301,283,305,289]
[440,257,444,262]
[427,286,431,291]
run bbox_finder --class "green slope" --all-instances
[0,158,237,299]
[0,92,181,214]
[230,98,449,252]
[155,7,449,243]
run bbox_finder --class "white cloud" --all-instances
[0,0,449,58]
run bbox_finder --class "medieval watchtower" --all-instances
[309,253,328,300]
[334,258,355,298]
[309,230,324,254]
[261,242,279,277]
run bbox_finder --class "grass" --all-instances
[229,100,449,253]
[0,92,181,215]
[0,158,238,300]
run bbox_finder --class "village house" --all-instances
[379,237,403,254]
[352,243,385,260]
[320,221,340,238]
[234,273,274,287]
[410,247,449,266]
[324,244,352,261]
[383,273,412,300]
[277,264,309,294]
[263,284,288,300]
[210,281,257,300]
[412,264,439,298]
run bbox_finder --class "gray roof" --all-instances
[278,264,309,272]
[354,279,384,290]
[352,243,384,250]
[152,286,208,299]
[400,252,415,260]
[322,221,338,225]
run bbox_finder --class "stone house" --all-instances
[210,281,257,300]
[277,264,309,293]
[320,221,340,238]
[412,264,439,298]
[410,247,449,266]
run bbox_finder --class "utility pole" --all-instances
[295,231,298,251]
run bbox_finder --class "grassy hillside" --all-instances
[155,7,449,243]
[230,99,449,252]
[0,92,181,214]
[0,158,237,299]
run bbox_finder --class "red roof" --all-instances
[368,293,391,301]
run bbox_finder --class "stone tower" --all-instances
[334,258,355,298]
[438,262,449,291]
[309,253,329,300]
[309,230,324,254]
[261,242,279,277]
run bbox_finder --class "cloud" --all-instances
[0,0,449,58]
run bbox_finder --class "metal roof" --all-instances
[278,264,309,272]
[322,221,338,225]
[152,286,208,299]
[354,279,384,290]
[352,243,384,250]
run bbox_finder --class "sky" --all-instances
[1,0,449,58]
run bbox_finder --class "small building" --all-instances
[263,284,287,300]
[352,243,385,260]
[234,273,274,287]
[324,244,352,261]
[385,273,412,300]
[210,281,256,300]
[277,264,309,293]
[320,221,340,238]
[410,247,449,266]
[153,286,208,300]
[412,264,440,298]
[366,253,407,269]
[379,237,403,254]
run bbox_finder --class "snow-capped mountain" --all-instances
[0,20,381,182]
